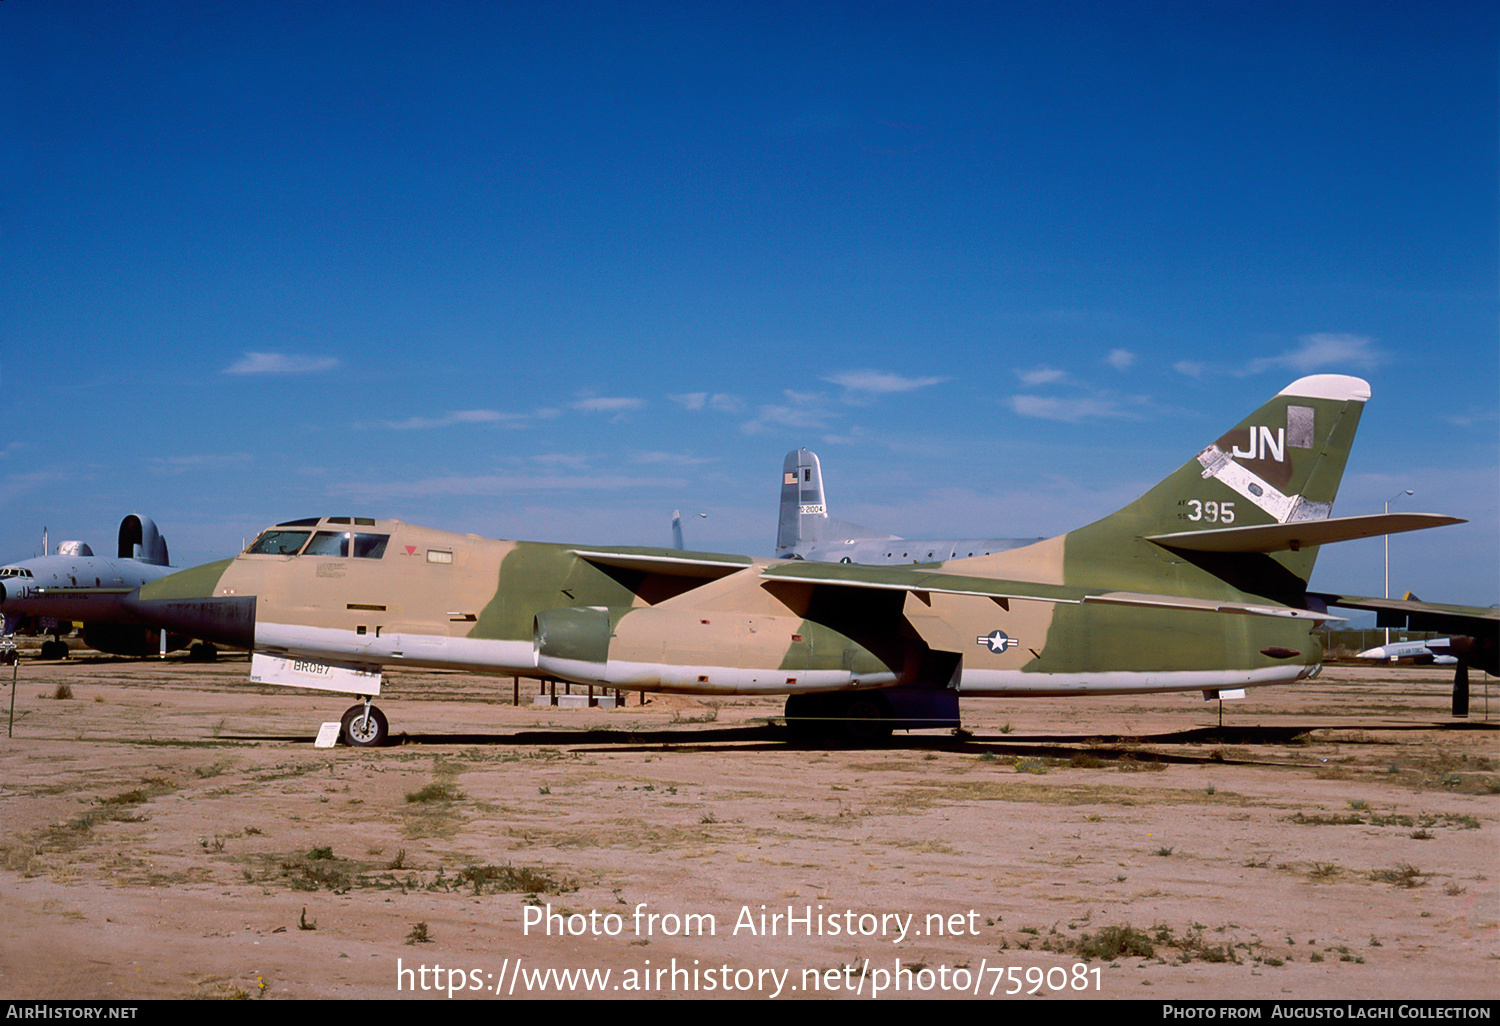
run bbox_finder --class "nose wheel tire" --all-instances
[340,703,389,747]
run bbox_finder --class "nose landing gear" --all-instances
[340,699,389,747]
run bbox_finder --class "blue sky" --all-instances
[3,1,1496,606]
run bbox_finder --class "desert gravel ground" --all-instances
[0,649,1494,1001]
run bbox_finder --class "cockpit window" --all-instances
[245,530,312,555]
[304,531,350,557]
[352,533,389,558]
[0,567,34,578]
[301,531,388,559]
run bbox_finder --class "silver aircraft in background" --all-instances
[775,448,1041,564]
[0,514,201,660]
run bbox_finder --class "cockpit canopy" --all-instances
[244,517,390,559]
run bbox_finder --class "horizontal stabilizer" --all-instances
[1310,593,1499,630]
[1146,513,1464,554]
[1316,594,1498,681]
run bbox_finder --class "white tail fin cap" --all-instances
[1278,375,1371,402]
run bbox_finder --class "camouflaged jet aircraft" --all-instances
[776,448,1041,563]
[124,375,1465,745]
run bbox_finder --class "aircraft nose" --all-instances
[122,559,256,651]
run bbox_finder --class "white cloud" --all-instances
[223,352,339,375]
[824,370,947,394]
[1009,394,1145,422]
[571,396,646,414]
[1245,333,1385,375]
[149,454,252,475]
[530,453,592,469]
[1444,409,1500,428]
[383,409,522,430]
[632,450,717,466]
[1107,349,1137,371]
[670,392,744,412]
[1020,367,1068,386]
[742,390,833,434]
[819,425,871,446]
[1173,361,1206,379]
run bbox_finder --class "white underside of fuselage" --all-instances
[252,620,1315,699]
[954,664,1315,697]
[541,655,899,696]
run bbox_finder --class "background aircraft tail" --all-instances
[1060,375,1371,596]
[118,514,170,565]
[777,449,897,558]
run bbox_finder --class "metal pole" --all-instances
[1383,489,1413,646]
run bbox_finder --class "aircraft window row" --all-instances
[276,516,376,527]
[304,531,389,559]
[880,550,992,559]
[246,530,389,558]
[0,567,34,578]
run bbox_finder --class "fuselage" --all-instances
[127,515,1325,699]
[0,554,176,624]
[786,535,1039,564]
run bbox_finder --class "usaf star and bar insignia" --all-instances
[977,630,1019,654]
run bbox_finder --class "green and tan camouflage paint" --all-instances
[133,376,1380,700]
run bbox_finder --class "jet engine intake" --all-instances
[533,606,614,681]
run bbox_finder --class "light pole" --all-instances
[1384,489,1413,645]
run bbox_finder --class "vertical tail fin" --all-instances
[1063,375,1370,592]
[777,449,829,557]
[119,515,171,566]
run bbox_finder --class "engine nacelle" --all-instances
[534,606,900,695]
